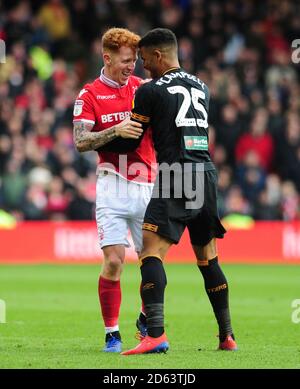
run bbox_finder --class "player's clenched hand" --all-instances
[115,117,143,139]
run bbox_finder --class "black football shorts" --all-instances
[143,168,226,247]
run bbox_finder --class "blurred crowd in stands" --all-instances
[0,0,299,223]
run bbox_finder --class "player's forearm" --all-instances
[73,122,118,152]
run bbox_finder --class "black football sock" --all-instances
[138,311,147,325]
[105,331,121,342]
[198,256,233,341]
[140,256,167,338]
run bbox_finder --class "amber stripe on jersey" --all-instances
[132,112,150,123]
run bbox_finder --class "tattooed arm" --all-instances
[73,121,117,152]
[73,117,143,152]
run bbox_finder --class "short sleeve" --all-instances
[72,88,95,125]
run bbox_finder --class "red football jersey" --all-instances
[73,75,156,183]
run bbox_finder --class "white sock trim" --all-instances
[105,325,119,334]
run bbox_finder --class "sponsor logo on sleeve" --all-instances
[73,100,84,116]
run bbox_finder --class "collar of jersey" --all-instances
[99,67,128,89]
[162,67,181,76]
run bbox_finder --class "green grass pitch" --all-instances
[0,263,299,369]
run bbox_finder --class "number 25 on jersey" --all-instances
[167,86,208,129]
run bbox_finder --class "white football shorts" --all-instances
[95,171,153,253]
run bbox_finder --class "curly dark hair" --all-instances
[138,28,177,49]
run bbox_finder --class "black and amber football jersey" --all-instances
[132,68,213,167]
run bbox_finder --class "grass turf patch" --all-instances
[0,263,299,368]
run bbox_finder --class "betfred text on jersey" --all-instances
[101,111,131,123]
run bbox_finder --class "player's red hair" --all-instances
[102,28,140,52]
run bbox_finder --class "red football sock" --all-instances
[98,276,121,328]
